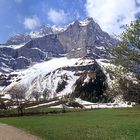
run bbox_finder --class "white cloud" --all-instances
[48,9,67,24]
[85,0,140,35]
[15,0,22,3]
[136,0,140,4]
[23,16,40,30]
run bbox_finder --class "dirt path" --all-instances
[0,123,42,140]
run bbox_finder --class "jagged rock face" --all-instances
[58,20,87,58]
[57,18,117,58]
[85,20,116,59]
[10,57,31,70]
[22,34,66,55]
[0,73,18,87]
[6,34,32,45]
[0,47,16,58]
[72,68,107,102]
[0,18,117,71]
[0,47,31,70]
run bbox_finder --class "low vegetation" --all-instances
[0,107,140,140]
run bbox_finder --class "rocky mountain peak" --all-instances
[0,18,118,71]
[5,18,96,46]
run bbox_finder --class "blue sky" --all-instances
[0,0,140,43]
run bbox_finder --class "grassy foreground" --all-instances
[0,108,140,140]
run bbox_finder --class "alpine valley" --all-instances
[0,18,137,109]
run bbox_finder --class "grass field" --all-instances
[0,108,140,140]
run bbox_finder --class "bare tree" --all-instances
[0,94,7,110]
[31,90,41,102]
[7,85,27,116]
[42,88,50,100]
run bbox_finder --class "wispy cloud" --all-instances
[48,8,67,24]
[85,0,140,35]
[23,16,40,30]
[4,25,12,29]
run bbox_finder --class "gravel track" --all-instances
[0,123,42,140]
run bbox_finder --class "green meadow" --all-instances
[0,108,140,140]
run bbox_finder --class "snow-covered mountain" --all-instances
[0,18,117,71]
[5,25,65,45]
[1,18,130,106]
[1,56,114,107]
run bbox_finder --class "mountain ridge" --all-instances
[5,18,101,45]
[0,18,117,71]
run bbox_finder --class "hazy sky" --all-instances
[0,0,140,43]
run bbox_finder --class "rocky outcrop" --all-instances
[22,34,66,55]
[6,34,32,45]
